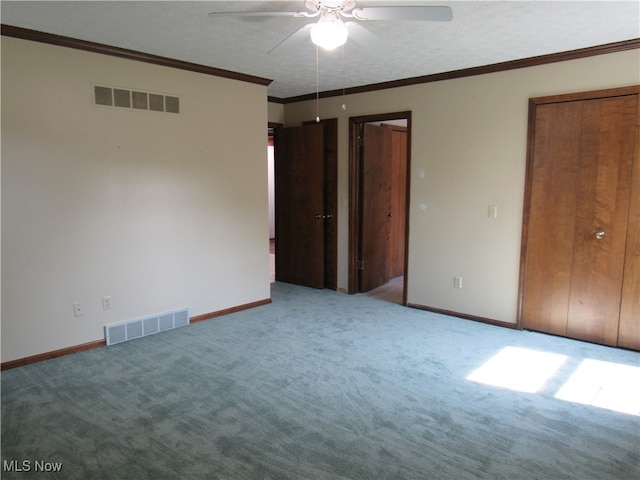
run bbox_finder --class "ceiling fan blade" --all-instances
[268,24,314,54]
[351,6,453,22]
[208,11,317,19]
[345,22,393,57]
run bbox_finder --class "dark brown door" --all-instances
[275,124,325,288]
[303,118,339,291]
[361,124,392,291]
[521,91,638,347]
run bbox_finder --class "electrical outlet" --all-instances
[73,303,84,317]
[454,276,463,289]
[102,296,113,310]
[488,205,498,219]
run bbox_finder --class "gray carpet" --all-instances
[2,282,639,479]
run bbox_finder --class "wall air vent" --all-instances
[104,307,190,346]
[93,84,180,114]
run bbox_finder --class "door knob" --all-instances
[387,212,393,217]
[594,229,606,240]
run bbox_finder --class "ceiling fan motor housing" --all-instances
[306,0,356,14]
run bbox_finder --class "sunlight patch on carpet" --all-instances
[554,359,640,416]
[466,346,567,393]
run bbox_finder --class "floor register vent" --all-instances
[104,307,190,346]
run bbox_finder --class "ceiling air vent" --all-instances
[94,85,113,106]
[113,88,131,108]
[93,84,179,114]
[132,91,148,110]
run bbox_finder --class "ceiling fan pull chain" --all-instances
[341,44,347,111]
[316,46,321,123]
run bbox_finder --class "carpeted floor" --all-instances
[2,282,639,479]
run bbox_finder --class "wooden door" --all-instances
[274,124,325,288]
[389,126,407,277]
[303,119,339,291]
[566,96,636,344]
[361,124,392,291]
[618,96,640,350]
[521,89,639,347]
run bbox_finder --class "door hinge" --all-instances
[357,260,364,270]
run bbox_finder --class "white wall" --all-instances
[283,49,640,323]
[1,37,270,362]
[268,101,284,125]
[268,144,275,238]
[268,103,283,239]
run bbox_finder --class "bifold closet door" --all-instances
[521,92,638,347]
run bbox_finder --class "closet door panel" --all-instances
[618,95,640,350]
[522,102,582,336]
[566,96,636,346]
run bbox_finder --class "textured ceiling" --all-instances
[2,1,639,99]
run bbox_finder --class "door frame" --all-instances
[348,111,412,303]
[517,85,640,331]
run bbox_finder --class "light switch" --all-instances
[488,205,498,219]
[102,296,113,310]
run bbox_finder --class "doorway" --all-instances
[349,112,411,304]
[268,123,281,283]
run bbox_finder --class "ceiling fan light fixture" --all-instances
[310,13,348,50]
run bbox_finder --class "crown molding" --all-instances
[281,38,640,104]
[1,24,273,88]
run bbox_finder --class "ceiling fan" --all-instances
[208,1,453,54]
